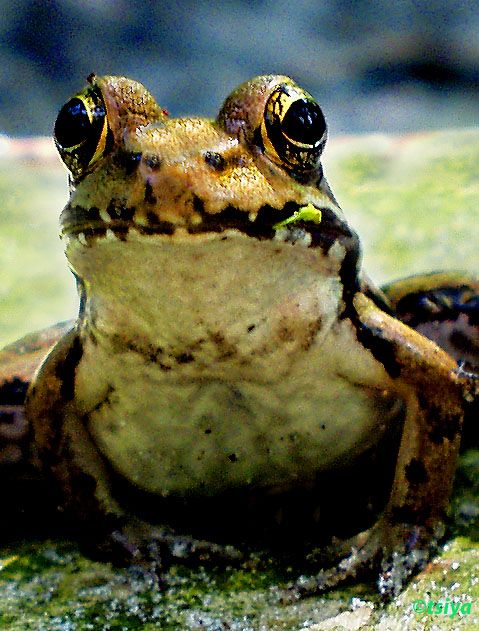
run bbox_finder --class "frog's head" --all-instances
[53,75,360,352]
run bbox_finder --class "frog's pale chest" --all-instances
[71,235,401,497]
[75,322,401,497]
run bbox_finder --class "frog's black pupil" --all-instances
[54,98,90,148]
[282,100,325,145]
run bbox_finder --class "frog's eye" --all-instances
[54,83,113,180]
[261,84,327,175]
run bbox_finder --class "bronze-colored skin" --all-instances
[0,74,478,599]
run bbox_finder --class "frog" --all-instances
[1,73,478,599]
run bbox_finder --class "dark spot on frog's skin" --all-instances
[175,353,194,364]
[81,386,116,432]
[321,424,326,430]
[87,206,101,221]
[64,204,100,226]
[106,199,135,222]
[428,425,446,445]
[247,324,256,333]
[390,504,433,526]
[302,317,323,351]
[228,453,238,462]
[111,336,173,371]
[193,195,205,214]
[354,323,402,379]
[0,377,29,405]
[204,428,212,434]
[146,212,158,225]
[126,339,162,362]
[84,225,107,242]
[306,206,359,258]
[93,385,115,412]
[57,336,84,401]
[277,323,295,343]
[144,180,157,205]
[139,216,175,236]
[253,126,264,153]
[339,259,361,314]
[204,151,225,170]
[210,332,237,360]
[405,458,428,486]
[144,155,162,170]
[276,316,321,349]
[114,150,142,174]
[430,414,462,445]
[417,394,462,444]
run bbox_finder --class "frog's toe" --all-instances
[94,520,243,576]
[90,524,159,569]
[281,539,381,602]
[283,520,441,601]
[167,535,243,565]
[377,546,430,600]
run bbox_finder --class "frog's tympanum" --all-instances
[1,74,478,599]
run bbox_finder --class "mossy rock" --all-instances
[1,132,478,629]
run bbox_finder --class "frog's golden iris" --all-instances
[261,83,327,174]
[54,82,112,180]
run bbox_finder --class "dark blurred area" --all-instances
[1,0,478,137]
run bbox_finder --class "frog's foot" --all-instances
[282,518,443,601]
[90,518,243,580]
[0,405,29,467]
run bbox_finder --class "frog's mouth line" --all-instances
[61,202,359,254]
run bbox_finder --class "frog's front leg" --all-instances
[291,292,475,600]
[26,330,242,573]
[381,271,479,448]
